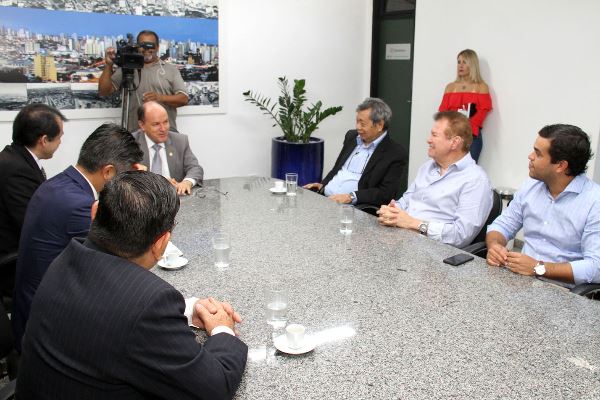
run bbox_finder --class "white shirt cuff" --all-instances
[184,297,199,327]
[426,221,444,241]
[184,178,196,187]
[211,326,235,336]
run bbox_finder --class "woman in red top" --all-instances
[439,49,492,163]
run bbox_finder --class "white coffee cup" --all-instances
[286,324,305,349]
[165,251,179,265]
[274,180,284,190]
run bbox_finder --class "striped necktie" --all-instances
[41,167,47,180]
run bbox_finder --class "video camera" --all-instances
[114,34,145,70]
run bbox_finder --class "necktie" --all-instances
[41,167,47,180]
[151,144,163,175]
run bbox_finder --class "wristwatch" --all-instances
[349,192,357,203]
[534,260,546,276]
[418,221,429,236]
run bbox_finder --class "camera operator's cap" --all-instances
[139,42,157,50]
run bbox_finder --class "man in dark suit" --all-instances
[132,101,203,195]
[12,124,143,352]
[304,98,407,207]
[17,171,247,399]
[0,103,66,299]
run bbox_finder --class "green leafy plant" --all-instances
[243,77,343,143]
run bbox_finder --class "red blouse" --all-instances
[438,92,492,137]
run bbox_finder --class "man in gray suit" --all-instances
[132,101,203,195]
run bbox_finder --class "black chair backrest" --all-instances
[470,189,502,245]
[0,301,13,359]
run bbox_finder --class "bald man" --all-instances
[131,102,203,195]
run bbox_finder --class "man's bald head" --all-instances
[138,101,170,144]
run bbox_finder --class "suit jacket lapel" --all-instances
[361,134,389,177]
[165,137,177,179]
[13,144,45,182]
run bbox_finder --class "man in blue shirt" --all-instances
[486,124,600,284]
[377,111,492,248]
[303,98,408,207]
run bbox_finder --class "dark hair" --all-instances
[356,98,392,130]
[137,104,146,122]
[88,171,179,258]
[77,124,143,173]
[12,103,67,147]
[433,111,473,152]
[538,124,592,176]
[137,30,159,44]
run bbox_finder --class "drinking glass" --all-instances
[339,205,354,234]
[265,283,288,328]
[285,173,298,196]
[212,232,231,268]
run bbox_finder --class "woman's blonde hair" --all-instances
[455,49,484,84]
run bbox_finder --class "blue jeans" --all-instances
[470,131,482,163]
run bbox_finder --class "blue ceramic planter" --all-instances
[271,137,324,186]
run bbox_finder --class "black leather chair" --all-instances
[355,203,379,216]
[0,252,17,314]
[0,301,17,400]
[461,189,502,257]
[570,283,600,300]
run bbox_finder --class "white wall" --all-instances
[410,0,600,188]
[0,0,373,179]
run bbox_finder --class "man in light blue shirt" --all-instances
[377,111,492,248]
[486,124,600,284]
[303,98,407,207]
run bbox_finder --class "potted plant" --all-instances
[243,77,343,185]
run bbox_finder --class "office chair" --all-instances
[354,203,379,216]
[0,252,17,313]
[461,189,503,257]
[570,283,600,300]
[0,301,17,400]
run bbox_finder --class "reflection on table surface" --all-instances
[154,177,600,400]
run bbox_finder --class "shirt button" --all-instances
[544,221,548,225]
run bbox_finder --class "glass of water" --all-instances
[212,232,231,268]
[265,283,288,328]
[285,173,298,196]
[340,205,354,234]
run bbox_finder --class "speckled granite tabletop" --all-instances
[153,177,600,400]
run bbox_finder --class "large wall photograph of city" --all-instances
[0,0,219,112]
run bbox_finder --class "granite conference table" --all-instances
[154,177,600,399]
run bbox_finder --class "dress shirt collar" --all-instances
[356,131,387,149]
[431,152,474,175]
[144,133,166,152]
[24,146,43,170]
[562,174,587,194]
[541,173,587,200]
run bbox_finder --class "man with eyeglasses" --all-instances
[99,30,188,132]
[303,98,408,208]
[377,111,492,248]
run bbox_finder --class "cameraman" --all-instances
[99,30,188,132]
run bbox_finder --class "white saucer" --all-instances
[269,187,287,194]
[273,334,316,355]
[158,257,188,270]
